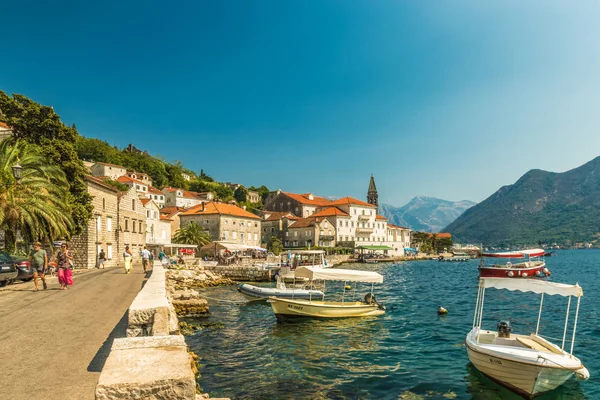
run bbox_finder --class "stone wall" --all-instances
[204,265,273,282]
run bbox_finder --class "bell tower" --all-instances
[367,174,378,211]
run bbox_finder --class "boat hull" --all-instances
[479,261,547,278]
[237,284,324,301]
[465,329,581,398]
[269,297,384,319]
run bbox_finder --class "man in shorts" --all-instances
[29,241,48,291]
[141,246,151,273]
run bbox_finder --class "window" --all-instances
[154,211,158,219]
[233,232,237,239]
[225,219,229,225]
[306,231,311,237]
[132,220,136,233]
[125,219,129,231]
[345,221,348,227]
[224,231,229,239]
[96,216,101,232]
[132,199,136,210]
[147,210,150,218]
[286,232,289,237]
[136,185,140,190]
[254,233,258,241]
[162,230,166,240]
[254,223,258,227]
[233,221,236,225]
[271,228,275,233]
[102,198,106,210]
[107,217,112,232]
[240,233,244,241]
[139,221,142,233]
[247,222,251,227]
[205,219,209,224]
[352,221,355,227]
[107,245,113,260]
[362,210,365,215]
[294,231,297,237]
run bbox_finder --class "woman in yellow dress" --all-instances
[123,245,132,274]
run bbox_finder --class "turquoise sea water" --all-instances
[186,249,600,399]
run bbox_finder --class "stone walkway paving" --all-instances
[0,266,147,400]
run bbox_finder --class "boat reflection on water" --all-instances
[271,316,389,354]
[465,363,586,400]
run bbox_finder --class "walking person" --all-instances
[29,241,48,291]
[123,245,132,274]
[97,248,106,269]
[141,246,151,273]
[56,243,73,290]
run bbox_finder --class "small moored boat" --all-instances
[438,252,470,262]
[466,278,589,398]
[277,250,328,283]
[479,249,550,278]
[269,266,385,320]
[237,276,324,302]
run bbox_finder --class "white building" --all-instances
[162,187,214,209]
[117,176,149,196]
[141,199,171,245]
[147,186,166,208]
[90,162,128,180]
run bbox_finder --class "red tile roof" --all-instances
[376,214,387,220]
[160,206,186,215]
[181,202,260,220]
[0,121,10,129]
[282,192,332,206]
[148,186,163,195]
[85,175,119,193]
[140,198,152,206]
[117,176,147,185]
[428,232,452,238]
[160,215,173,221]
[329,197,376,208]
[289,217,319,228]
[311,207,350,218]
[263,211,299,221]
[162,187,204,199]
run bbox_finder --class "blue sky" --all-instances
[2,1,599,206]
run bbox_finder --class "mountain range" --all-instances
[379,196,476,233]
[445,156,600,246]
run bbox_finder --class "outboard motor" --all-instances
[497,320,512,338]
[364,293,386,310]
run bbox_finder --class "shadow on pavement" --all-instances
[87,309,129,372]
[87,273,151,373]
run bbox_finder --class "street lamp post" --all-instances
[11,162,23,181]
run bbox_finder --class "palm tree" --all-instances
[0,140,74,252]
[173,222,212,247]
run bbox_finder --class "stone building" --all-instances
[247,190,260,203]
[90,162,127,180]
[286,217,336,248]
[309,207,353,247]
[0,121,13,142]
[117,187,147,263]
[180,202,262,246]
[71,176,119,269]
[261,211,299,247]
[263,191,332,218]
[142,199,171,246]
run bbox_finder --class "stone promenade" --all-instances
[0,266,146,400]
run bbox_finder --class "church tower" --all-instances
[367,174,378,211]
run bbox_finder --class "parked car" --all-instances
[0,251,18,287]
[13,256,33,281]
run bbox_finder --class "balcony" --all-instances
[358,214,371,221]
[319,235,335,242]
[355,228,374,235]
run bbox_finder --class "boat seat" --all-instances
[530,335,564,355]
[516,336,547,352]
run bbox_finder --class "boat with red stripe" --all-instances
[478,248,551,278]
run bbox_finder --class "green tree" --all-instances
[268,236,283,255]
[234,186,248,203]
[0,92,92,235]
[173,222,212,247]
[0,140,74,252]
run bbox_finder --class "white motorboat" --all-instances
[268,266,385,320]
[237,276,324,302]
[438,252,470,262]
[277,250,329,283]
[466,278,589,398]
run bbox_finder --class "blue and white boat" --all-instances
[237,276,324,301]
